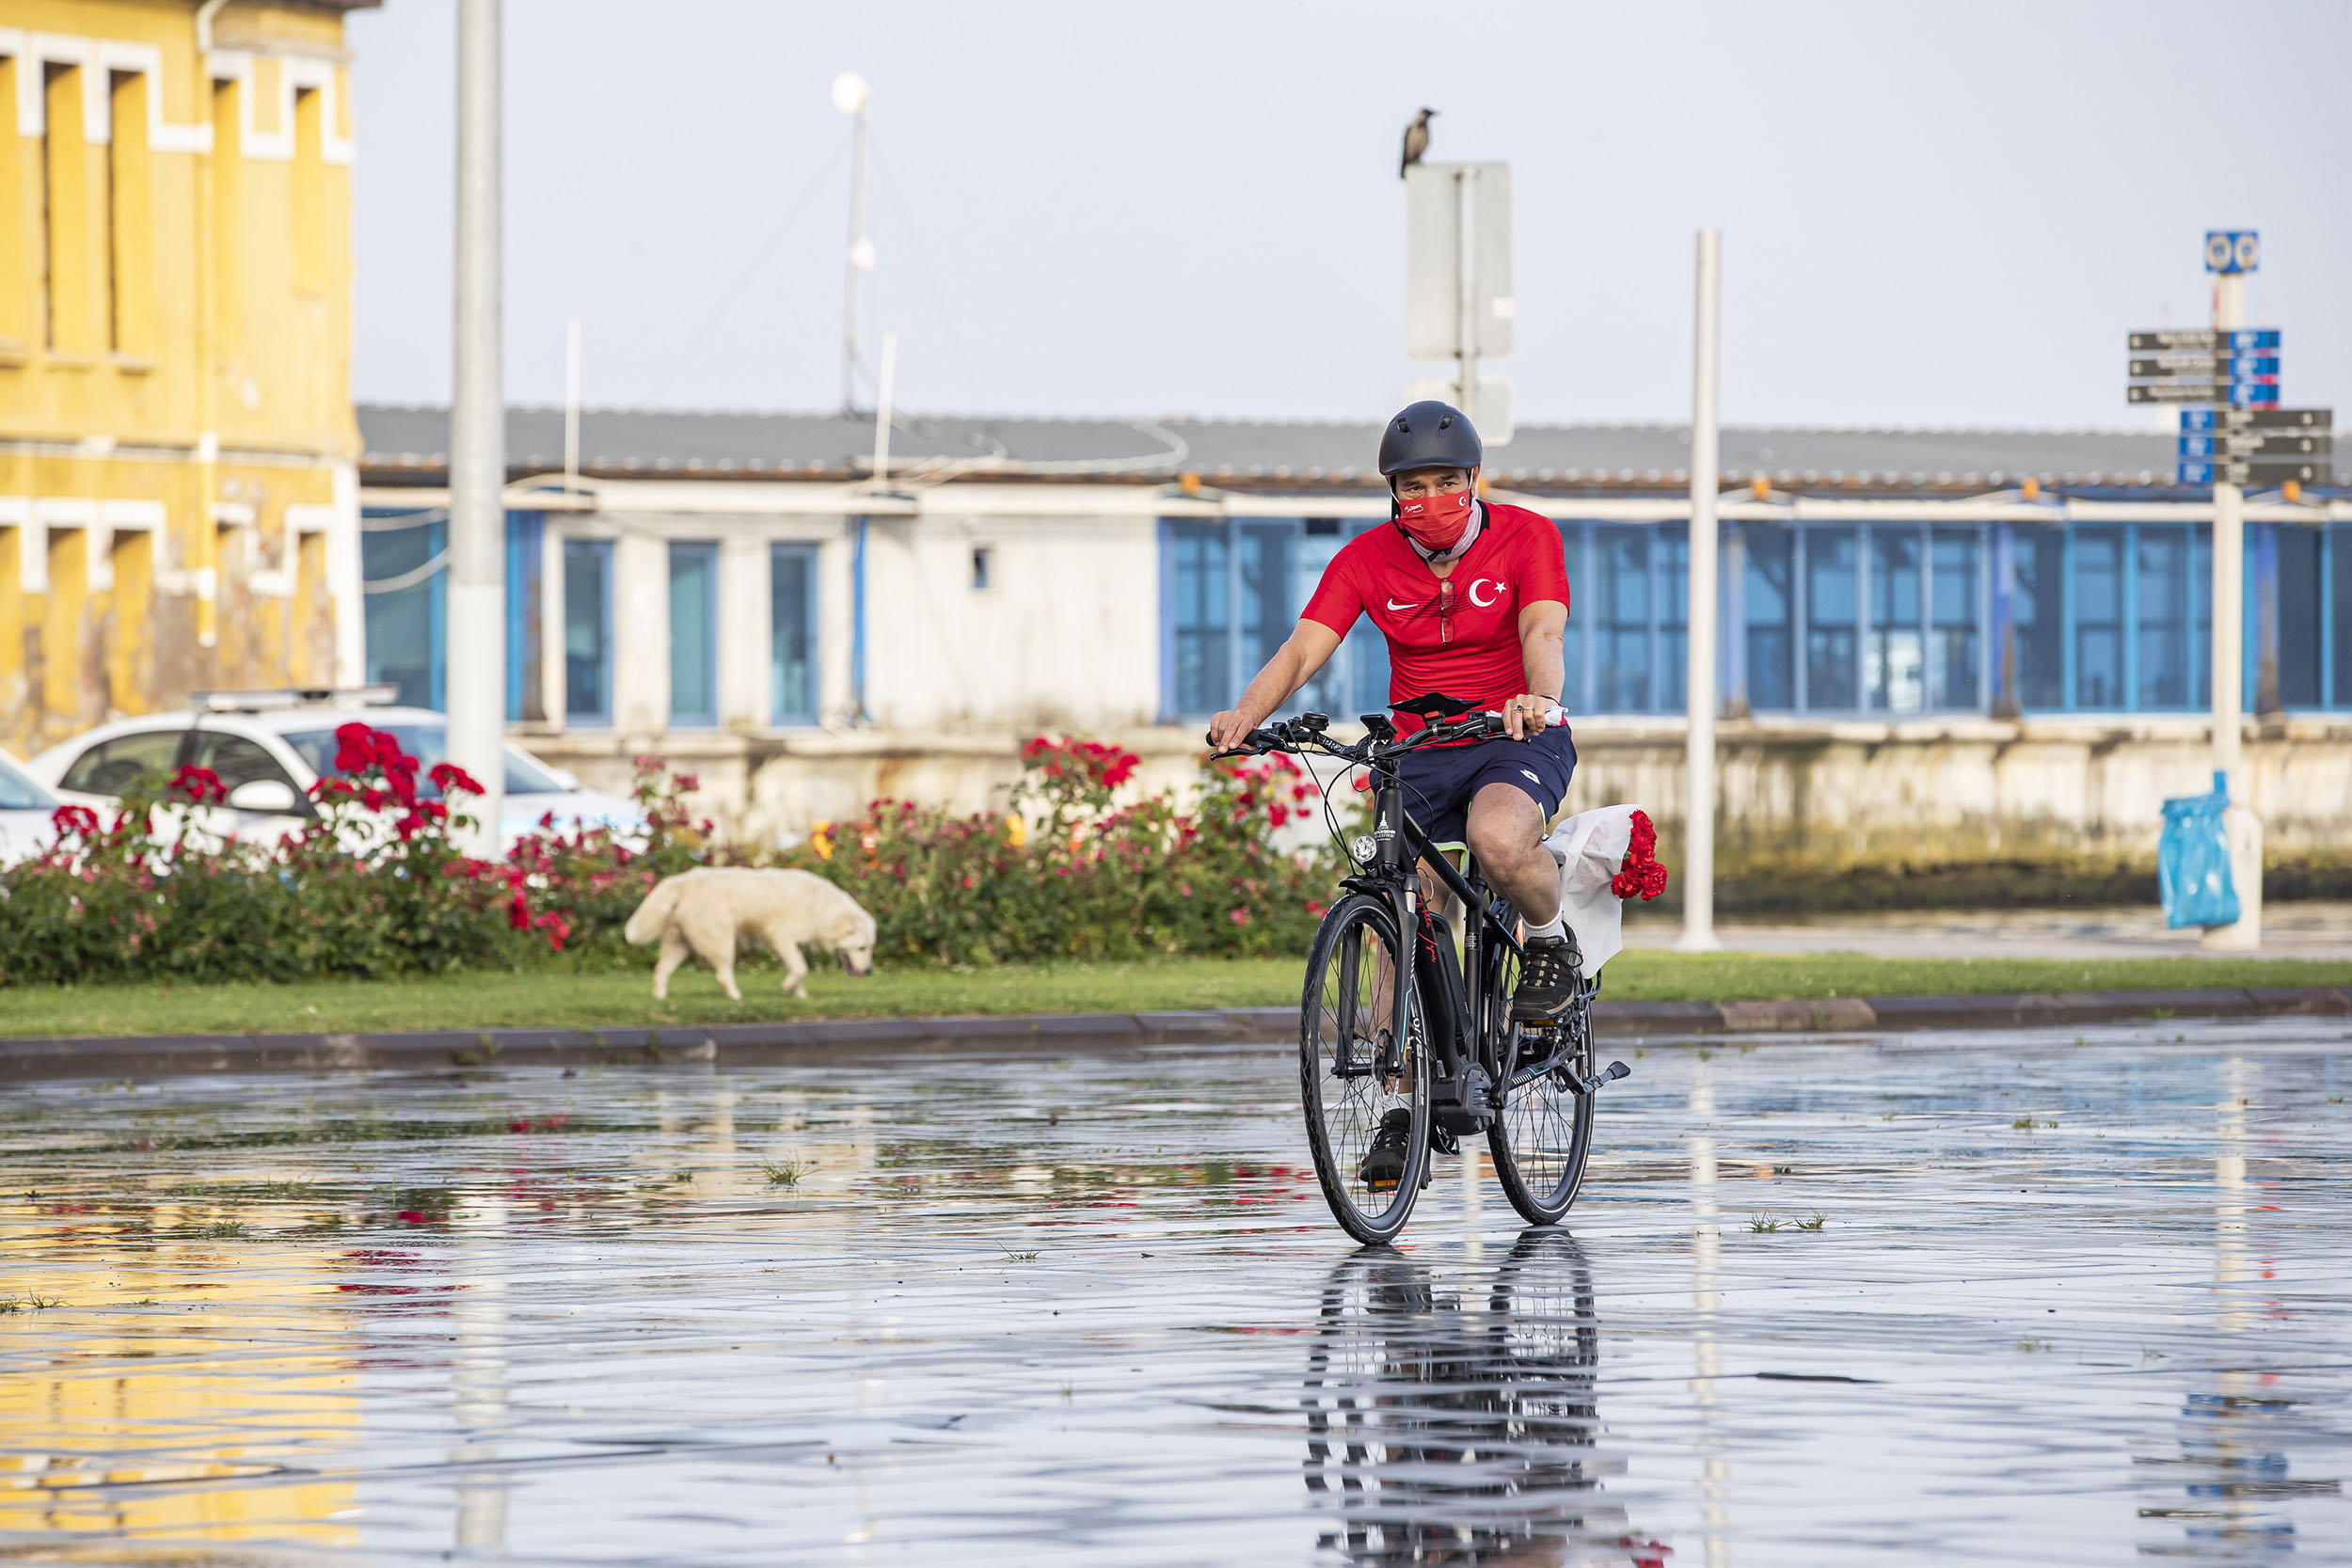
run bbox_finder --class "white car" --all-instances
[25,700,647,854]
[0,747,62,866]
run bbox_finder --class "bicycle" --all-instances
[1211,694,1631,1244]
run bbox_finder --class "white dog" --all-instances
[624,867,878,1001]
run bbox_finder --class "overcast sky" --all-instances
[346,1,2350,433]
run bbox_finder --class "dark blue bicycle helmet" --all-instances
[1377,400,1483,477]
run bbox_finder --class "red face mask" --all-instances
[1396,487,1475,554]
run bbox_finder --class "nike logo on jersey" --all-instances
[1386,598,1420,611]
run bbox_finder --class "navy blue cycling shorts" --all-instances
[1394,724,1579,848]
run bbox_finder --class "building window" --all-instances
[361,510,446,710]
[771,543,818,725]
[1166,522,1231,718]
[106,70,154,356]
[2328,526,2352,708]
[1806,527,1860,710]
[2010,525,2065,710]
[668,541,718,726]
[1743,524,1794,710]
[2136,524,2197,709]
[1868,528,1924,712]
[1931,529,1980,709]
[2073,525,2124,710]
[1161,518,1410,721]
[2273,525,2322,709]
[970,546,992,591]
[563,539,612,723]
[1593,525,1652,713]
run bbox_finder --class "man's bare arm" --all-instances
[1206,620,1344,748]
[1502,599,1568,739]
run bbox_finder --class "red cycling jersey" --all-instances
[1299,500,1570,735]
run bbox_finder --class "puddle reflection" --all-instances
[1304,1231,1654,1566]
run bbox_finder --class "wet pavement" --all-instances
[3,1021,2349,1565]
[1623,901,2352,961]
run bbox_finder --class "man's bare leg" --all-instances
[1462,783,1579,1020]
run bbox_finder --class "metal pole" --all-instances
[1454,167,1475,415]
[834,73,871,415]
[447,0,505,854]
[2203,268,2260,949]
[563,317,580,495]
[1680,230,1722,953]
[870,331,897,486]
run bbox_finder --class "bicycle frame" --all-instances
[1345,759,1526,1103]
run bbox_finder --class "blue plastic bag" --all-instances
[2158,770,2239,929]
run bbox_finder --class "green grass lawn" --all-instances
[3,950,2347,1038]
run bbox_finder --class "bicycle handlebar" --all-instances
[1205,703,1566,767]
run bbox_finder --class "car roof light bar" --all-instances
[189,686,403,713]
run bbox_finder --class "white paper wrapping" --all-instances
[1541,804,1646,975]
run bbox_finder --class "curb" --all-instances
[1,986,2345,1084]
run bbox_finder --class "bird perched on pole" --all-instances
[1400,107,1435,178]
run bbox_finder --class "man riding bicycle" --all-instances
[1207,399,1581,1027]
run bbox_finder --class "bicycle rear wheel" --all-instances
[1486,962,1597,1227]
[1299,894,1432,1245]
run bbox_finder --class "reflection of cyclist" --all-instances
[1206,401,1581,1034]
[1302,1230,1652,1566]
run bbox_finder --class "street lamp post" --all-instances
[834,71,873,415]
[447,0,505,854]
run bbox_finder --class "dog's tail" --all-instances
[624,874,688,945]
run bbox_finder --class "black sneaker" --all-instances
[1359,1108,1413,1194]
[1510,933,1583,1022]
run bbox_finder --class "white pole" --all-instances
[2203,269,2262,949]
[447,0,505,854]
[1454,167,1476,414]
[1679,230,1722,953]
[563,317,580,495]
[834,72,872,415]
[871,331,897,486]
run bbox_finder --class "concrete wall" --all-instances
[524,714,2352,873]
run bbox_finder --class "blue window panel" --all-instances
[2074,526,2124,709]
[1657,531,1689,714]
[361,509,446,711]
[2136,524,2194,709]
[1931,529,1980,710]
[771,543,818,725]
[562,539,612,723]
[1743,524,1794,711]
[2275,525,2322,708]
[2330,526,2351,706]
[1237,523,1293,684]
[1555,522,1586,710]
[1593,526,1651,712]
[2195,524,2213,711]
[1867,527,1925,713]
[668,541,719,726]
[1805,527,1859,710]
[502,512,540,721]
[2010,526,2065,710]
[1289,526,1350,719]
[1168,523,1231,717]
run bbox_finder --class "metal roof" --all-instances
[358,404,2312,496]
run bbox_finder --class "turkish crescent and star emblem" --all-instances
[1468,578,1504,608]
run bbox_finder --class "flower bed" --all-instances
[0,729,1342,986]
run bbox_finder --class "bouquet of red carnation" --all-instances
[1611,810,1670,901]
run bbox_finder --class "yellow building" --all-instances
[0,0,370,755]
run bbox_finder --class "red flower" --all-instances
[50,803,101,838]
[507,895,530,930]
[333,721,376,774]
[168,764,228,805]
[1612,810,1671,901]
[430,762,485,797]
[1229,907,1251,926]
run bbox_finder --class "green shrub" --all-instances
[0,729,1338,985]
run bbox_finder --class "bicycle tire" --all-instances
[1298,894,1432,1244]
[1486,963,1597,1227]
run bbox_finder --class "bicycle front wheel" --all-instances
[1299,894,1432,1245]
[1486,970,1597,1227]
